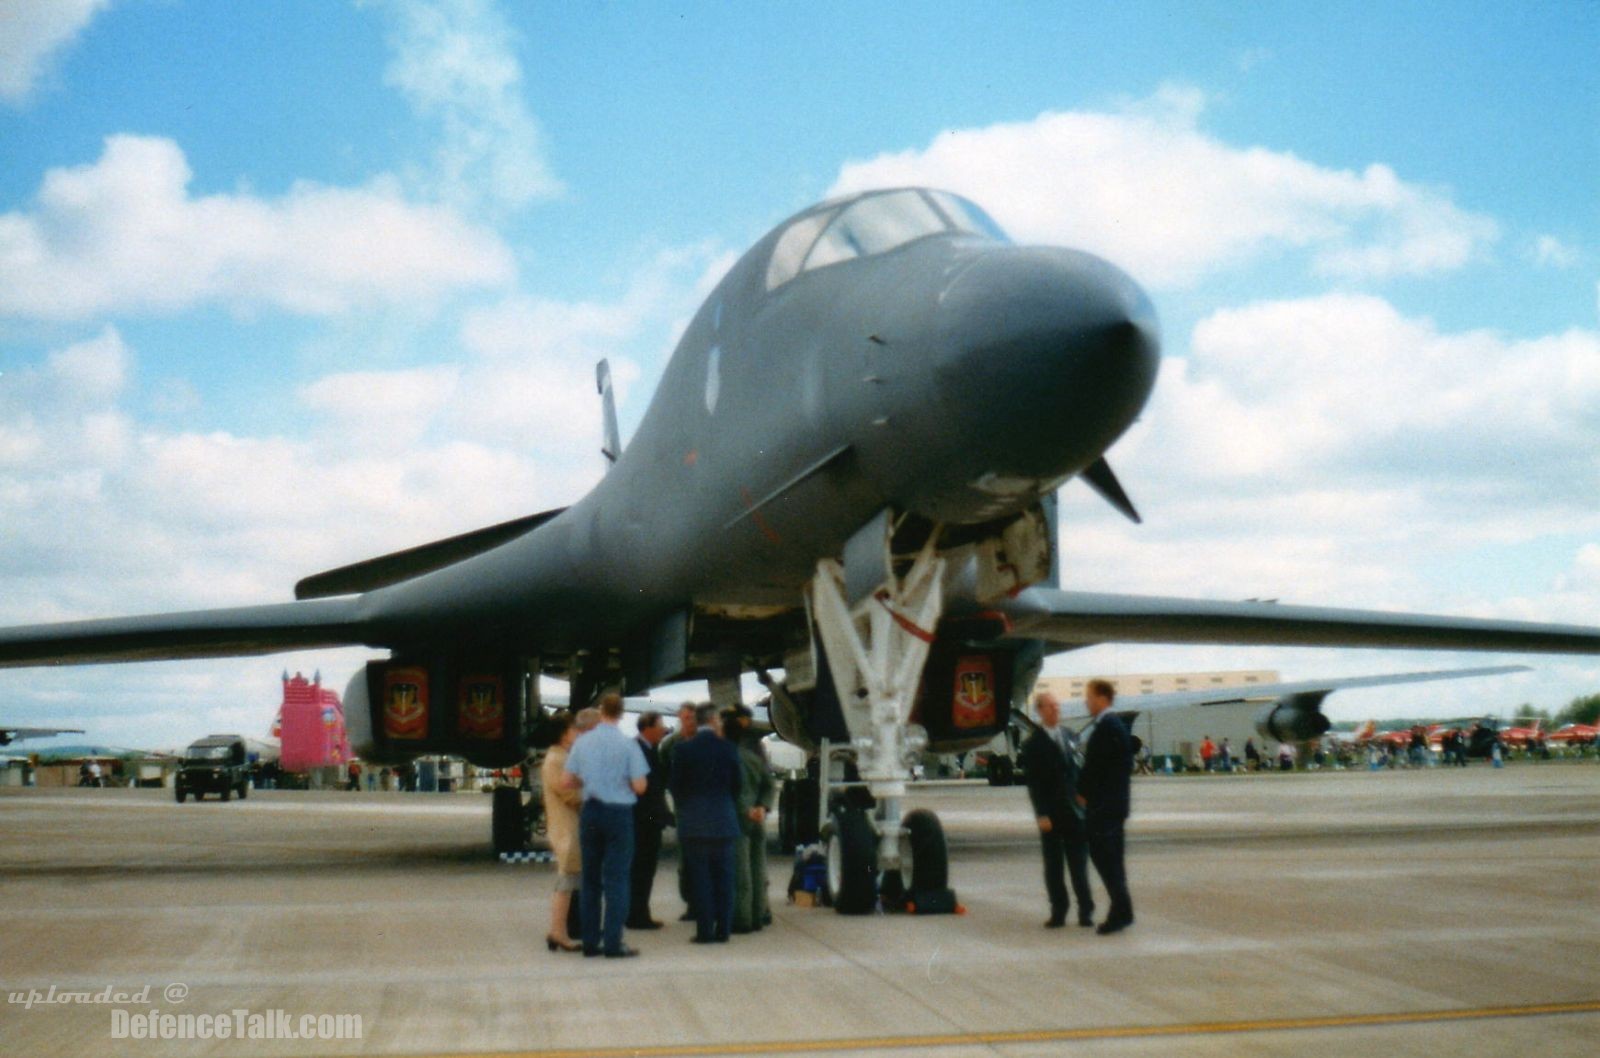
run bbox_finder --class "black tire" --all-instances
[779,777,821,851]
[902,809,948,892]
[175,787,187,804]
[825,807,878,915]
[491,786,527,854]
[987,755,1015,787]
[220,784,231,802]
[777,781,796,852]
[237,781,248,800]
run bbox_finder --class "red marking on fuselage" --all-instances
[739,487,782,544]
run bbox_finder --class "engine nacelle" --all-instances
[1255,692,1333,743]
[911,642,1024,751]
[346,656,531,768]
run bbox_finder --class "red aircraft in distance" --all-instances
[1372,724,1441,750]
[1496,718,1545,749]
[1326,719,1380,746]
[1547,720,1600,745]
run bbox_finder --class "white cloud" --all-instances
[1048,297,1600,721]
[0,325,131,471]
[0,0,110,104]
[0,134,516,320]
[373,0,560,214]
[44,324,129,400]
[1057,294,1600,642]
[435,247,715,450]
[0,331,548,627]
[1172,294,1600,496]
[300,365,461,451]
[1531,234,1578,269]
[0,244,714,629]
[829,84,1498,288]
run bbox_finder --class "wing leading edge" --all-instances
[0,726,86,744]
[1002,588,1600,654]
[295,506,567,600]
[0,598,370,669]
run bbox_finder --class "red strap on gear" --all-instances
[875,591,936,644]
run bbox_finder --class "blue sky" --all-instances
[1,0,1597,749]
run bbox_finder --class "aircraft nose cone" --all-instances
[936,246,1160,481]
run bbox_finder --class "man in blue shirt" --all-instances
[564,692,649,958]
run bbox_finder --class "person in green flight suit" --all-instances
[723,705,775,934]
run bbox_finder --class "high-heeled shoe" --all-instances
[546,934,581,953]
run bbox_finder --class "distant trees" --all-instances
[1556,692,1600,727]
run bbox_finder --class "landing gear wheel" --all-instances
[987,755,1015,787]
[175,788,187,804]
[902,809,948,892]
[491,786,528,854]
[777,781,795,852]
[778,777,821,852]
[825,807,878,915]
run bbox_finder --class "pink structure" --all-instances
[273,671,351,772]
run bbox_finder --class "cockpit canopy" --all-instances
[765,189,1008,291]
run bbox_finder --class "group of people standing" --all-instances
[540,694,774,958]
[1021,680,1135,935]
[539,679,1139,955]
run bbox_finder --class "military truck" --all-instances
[175,734,249,802]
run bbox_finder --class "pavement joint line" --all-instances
[393,1000,1600,1058]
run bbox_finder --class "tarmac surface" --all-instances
[2,764,1597,1057]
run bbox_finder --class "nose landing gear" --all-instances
[809,520,957,915]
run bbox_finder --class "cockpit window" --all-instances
[765,189,1008,291]
[805,190,946,271]
[925,190,1009,241]
[765,208,838,290]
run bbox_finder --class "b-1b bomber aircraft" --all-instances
[4,188,1599,914]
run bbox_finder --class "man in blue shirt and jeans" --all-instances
[564,692,650,958]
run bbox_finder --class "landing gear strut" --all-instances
[810,519,956,914]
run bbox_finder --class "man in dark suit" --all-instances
[1074,678,1135,935]
[627,711,670,931]
[1021,691,1094,929]
[667,703,742,943]
[657,702,699,921]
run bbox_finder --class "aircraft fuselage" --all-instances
[366,190,1160,660]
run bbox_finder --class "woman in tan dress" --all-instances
[541,713,585,952]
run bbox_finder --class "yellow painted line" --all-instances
[404,999,1600,1058]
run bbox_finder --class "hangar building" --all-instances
[1034,670,1281,765]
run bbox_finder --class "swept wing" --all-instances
[0,598,369,669]
[1003,588,1600,654]
[0,725,86,745]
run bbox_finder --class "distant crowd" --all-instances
[1179,727,1596,775]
